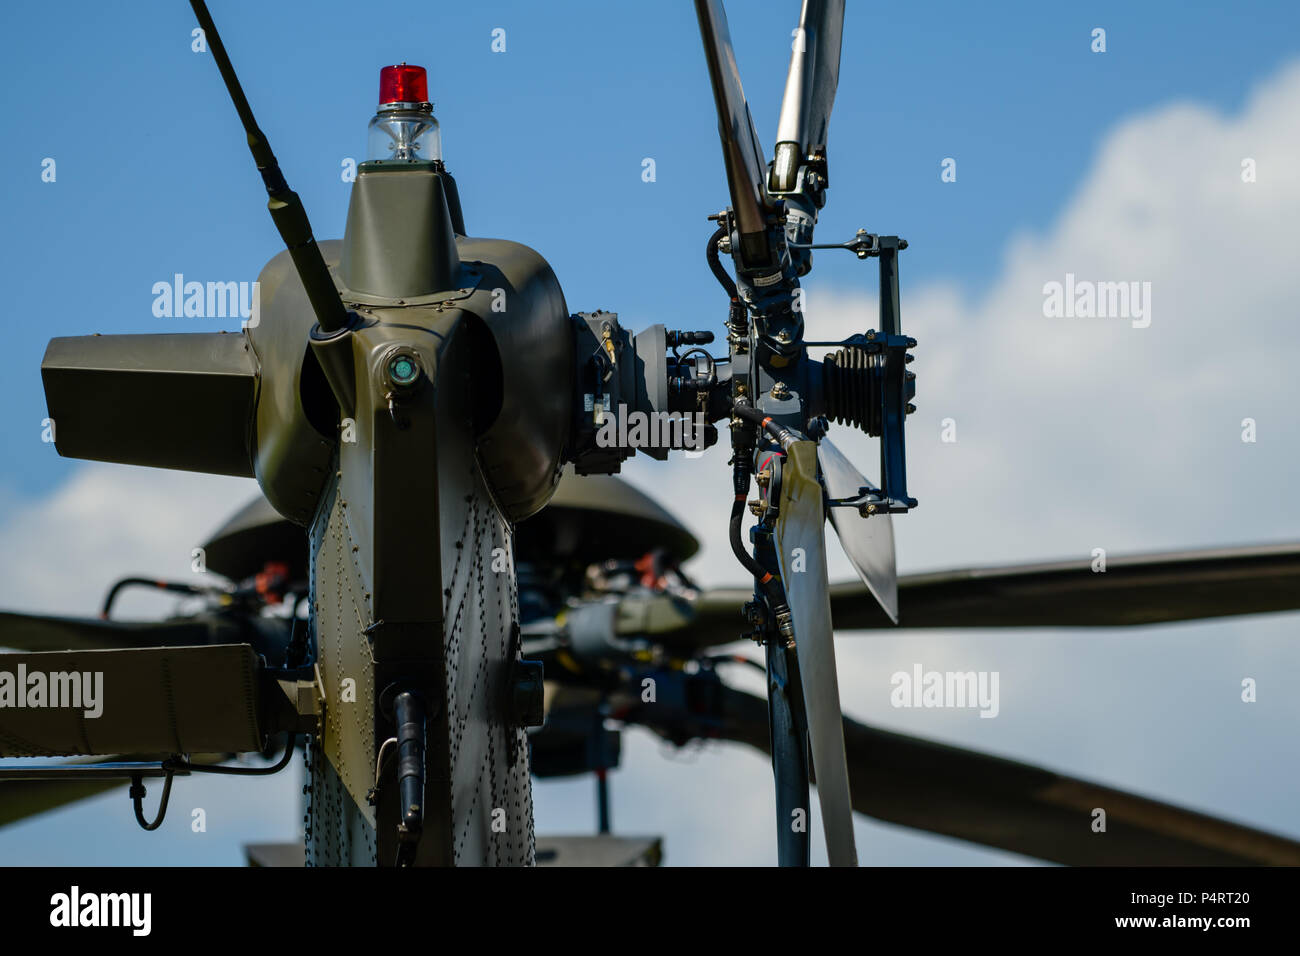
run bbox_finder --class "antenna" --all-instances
[189,0,350,334]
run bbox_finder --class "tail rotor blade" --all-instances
[774,440,857,865]
[772,0,845,193]
[819,437,898,623]
[694,0,774,266]
[775,0,845,156]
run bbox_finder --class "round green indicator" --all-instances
[388,354,419,386]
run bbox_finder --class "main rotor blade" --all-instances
[819,437,897,623]
[672,542,1300,649]
[715,684,1300,865]
[694,0,773,265]
[774,440,856,865]
[0,753,242,829]
[0,756,125,829]
[0,610,239,653]
[831,542,1300,630]
[775,0,845,157]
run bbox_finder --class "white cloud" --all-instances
[0,464,258,618]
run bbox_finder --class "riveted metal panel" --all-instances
[303,313,534,865]
[307,465,379,850]
[438,455,535,866]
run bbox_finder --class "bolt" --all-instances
[770,382,791,400]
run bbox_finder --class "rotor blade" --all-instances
[0,610,240,653]
[775,0,845,156]
[0,757,124,829]
[715,684,1300,865]
[0,753,242,829]
[694,0,773,265]
[819,437,897,623]
[774,440,856,865]
[673,542,1300,649]
[831,542,1300,630]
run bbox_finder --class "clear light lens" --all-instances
[367,109,441,162]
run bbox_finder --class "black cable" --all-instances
[708,226,749,339]
[731,403,797,449]
[100,577,210,619]
[706,226,738,299]
[729,458,788,615]
[730,483,767,581]
[131,771,175,831]
[165,734,297,776]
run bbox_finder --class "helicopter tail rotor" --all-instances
[818,437,898,623]
[694,0,777,270]
[772,440,857,866]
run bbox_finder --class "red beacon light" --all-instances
[367,63,441,163]
[378,64,428,105]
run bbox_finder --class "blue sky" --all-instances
[3,0,1299,497]
[2,0,1300,865]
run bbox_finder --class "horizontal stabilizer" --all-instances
[42,332,258,477]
